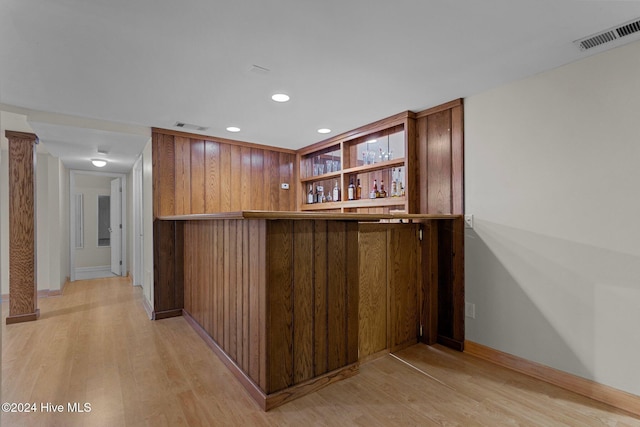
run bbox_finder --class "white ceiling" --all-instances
[2,0,640,172]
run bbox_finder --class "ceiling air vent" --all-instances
[575,18,640,51]
[174,122,209,132]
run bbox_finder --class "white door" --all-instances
[110,178,122,276]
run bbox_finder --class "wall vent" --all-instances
[174,122,209,132]
[575,18,640,51]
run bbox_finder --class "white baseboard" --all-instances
[75,266,117,280]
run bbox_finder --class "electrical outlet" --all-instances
[464,214,473,229]
[465,302,476,319]
[281,183,289,190]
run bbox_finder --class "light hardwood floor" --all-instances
[2,277,639,426]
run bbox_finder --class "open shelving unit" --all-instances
[298,111,416,213]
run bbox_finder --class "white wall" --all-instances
[74,175,112,269]
[142,139,154,309]
[0,149,68,295]
[465,39,640,396]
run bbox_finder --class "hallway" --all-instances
[2,278,639,426]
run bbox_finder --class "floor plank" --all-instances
[2,277,639,426]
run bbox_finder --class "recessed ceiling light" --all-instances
[226,126,241,132]
[317,128,331,134]
[366,139,377,144]
[271,93,290,102]
[91,159,107,168]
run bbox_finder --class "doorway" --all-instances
[70,171,127,281]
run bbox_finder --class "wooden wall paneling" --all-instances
[405,117,418,213]
[204,141,221,213]
[230,146,242,211]
[313,221,328,376]
[235,220,244,364]
[225,220,234,357]
[152,133,161,217]
[327,221,347,371]
[258,220,268,391]
[215,221,225,345]
[345,222,359,365]
[421,221,439,345]
[209,221,216,340]
[174,137,191,215]
[416,117,428,215]
[241,147,252,209]
[219,143,232,211]
[248,220,261,383]
[241,220,250,373]
[433,218,465,351]
[190,139,206,214]
[292,220,314,384]
[267,220,294,393]
[152,220,184,319]
[6,131,38,324]
[265,151,278,211]
[426,110,452,214]
[203,222,214,338]
[185,223,196,322]
[451,105,464,215]
[358,224,388,358]
[451,217,465,347]
[156,134,176,217]
[389,225,419,352]
[251,149,265,210]
[183,223,193,315]
[280,152,294,211]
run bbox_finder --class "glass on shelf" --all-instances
[325,159,333,173]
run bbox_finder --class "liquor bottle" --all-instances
[332,180,340,202]
[347,178,355,201]
[391,168,398,197]
[397,168,403,196]
[370,179,378,199]
[379,180,387,198]
[307,184,314,204]
[356,179,362,199]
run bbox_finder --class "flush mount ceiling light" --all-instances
[271,93,290,103]
[317,128,331,134]
[226,126,241,132]
[91,159,107,168]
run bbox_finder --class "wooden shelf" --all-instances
[300,201,343,211]
[341,197,406,209]
[300,170,342,183]
[343,158,405,175]
[300,197,406,211]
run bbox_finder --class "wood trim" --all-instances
[152,127,296,154]
[158,211,462,221]
[183,309,358,411]
[6,309,40,325]
[152,309,183,320]
[415,98,463,118]
[183,310,268,410]
[5,130,38,141]
[465,341,640,417]
[265,363,359,411]
[437,335,464,351]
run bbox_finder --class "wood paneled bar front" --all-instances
[154,211,463,410]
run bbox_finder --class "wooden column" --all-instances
[5,131,39,324]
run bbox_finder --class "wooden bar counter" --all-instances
[153,211,463,410]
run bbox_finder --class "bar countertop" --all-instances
[157,210,463,221]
